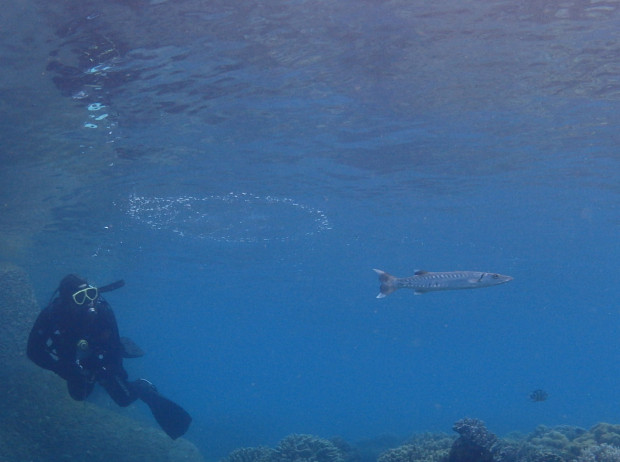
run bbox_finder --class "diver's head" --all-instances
[59,274,99,309]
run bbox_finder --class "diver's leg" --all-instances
[99,374,139,407]
[66,376,95,401]
[101,374,191,439]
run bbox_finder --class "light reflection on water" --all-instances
[1,0,618,271]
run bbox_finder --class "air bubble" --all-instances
[126,193,331,243]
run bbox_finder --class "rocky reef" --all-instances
[0,262,203,462]
[222,434,358,462]
[377,432,453,462]
[220,420,620,462]
[376,419,620,462]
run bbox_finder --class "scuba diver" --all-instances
[27,274,191,439]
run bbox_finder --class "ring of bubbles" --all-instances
[126,193,331,243]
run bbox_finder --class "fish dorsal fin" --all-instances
[414,270,428,275]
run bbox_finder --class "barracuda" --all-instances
[374,268,513,298]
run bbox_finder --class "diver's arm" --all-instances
[27,306,60,372]
[27,304,82,379]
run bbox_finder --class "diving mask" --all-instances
[72,285,98,305]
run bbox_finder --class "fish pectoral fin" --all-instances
[414,270,428,275]
[413,290,427,295]
[376,293,387,299]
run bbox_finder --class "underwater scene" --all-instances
[1,0,620,461]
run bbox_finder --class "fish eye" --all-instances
[492,274,500,279]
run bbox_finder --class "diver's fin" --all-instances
[120,336,145,358]
[138,384,192,439]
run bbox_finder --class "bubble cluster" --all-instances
[126,192,331,243]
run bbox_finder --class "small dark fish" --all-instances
[529,389,548,402]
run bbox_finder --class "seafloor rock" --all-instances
[0,262,203,462]
[0,262,38,363]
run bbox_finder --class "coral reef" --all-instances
[275,434,345,462]
[222,434,349,462]
[377,432,453,462]
[330,435,363,462]
[445,420,620,462]
[449,418,499,462]
[0,262,203,462]
[377,444,427,462]
[368,419,620,462]
[575,424,620,448]
[576,443,620,462]
[225,446,276,462]
[524,425,585,460]
[453,418,499,449]
[355,435,404,462]
[219,421,620,462]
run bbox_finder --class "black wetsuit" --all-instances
[28,281,191,439]
[27,296,138,406]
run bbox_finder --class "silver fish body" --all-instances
[374,268,513,298]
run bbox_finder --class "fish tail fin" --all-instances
[373,269,398,298]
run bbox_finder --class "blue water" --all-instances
[2,0,620,459]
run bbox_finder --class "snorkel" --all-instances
[98,279,125,293]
